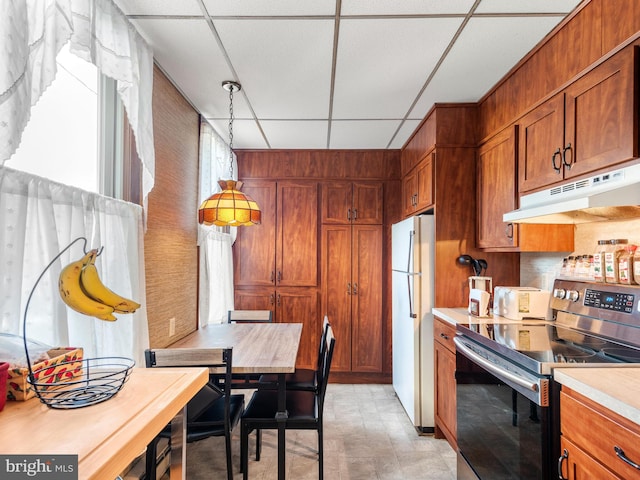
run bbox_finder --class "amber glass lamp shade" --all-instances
[198,180,261,226]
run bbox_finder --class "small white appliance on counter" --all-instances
[391,215,434,433]
[494,286,550,320]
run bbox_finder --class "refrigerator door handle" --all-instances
[406,274,417,318]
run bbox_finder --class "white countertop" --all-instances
[432,307,533,326]
[555,368,640,424]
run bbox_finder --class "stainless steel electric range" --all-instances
[454,279,640,480]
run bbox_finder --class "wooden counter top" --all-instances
[0,367,208,479]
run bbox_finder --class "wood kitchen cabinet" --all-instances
[477,126,574,251]
[234,180,318,287]
[518,45,638,194]
[403,152,433,216]
[321,224,383,373]
[233,179,319,369]
[321,182,383,225]
[559,387,640,479]
[234,288,319,369]
[434,316,457,449]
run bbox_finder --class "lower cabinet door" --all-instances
[559,437,622,480]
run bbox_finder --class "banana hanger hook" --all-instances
[21,236,102,387]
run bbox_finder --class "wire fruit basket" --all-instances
[23,237,135,409]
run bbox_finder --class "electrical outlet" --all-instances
[169,317,176,336]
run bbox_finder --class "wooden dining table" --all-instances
[169,322,303,480]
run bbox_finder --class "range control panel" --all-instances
[584,289,635,313]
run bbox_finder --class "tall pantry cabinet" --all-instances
[233,180,319,369]
[321,183,384,373]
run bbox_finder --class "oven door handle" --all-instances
[454,336,540,394]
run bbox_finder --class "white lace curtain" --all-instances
[1,0,155,206]
[0,166,149,364]
[198,119,236,326]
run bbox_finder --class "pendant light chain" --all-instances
[228,84,235,179]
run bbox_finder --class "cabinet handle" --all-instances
[353,209,358,220]
[557,448,569,480]
[353,282,358,295]
[614,446,640,470]
[562,143,573,170]
[276,294,281,307]
[440,332,449,340]
[277,270,282,283]
[270,271,275,283]
[505,223,514,240]
[347,283,351,295]
[551,148,562,173]
[269,294,275,305]
[347,208,351,221]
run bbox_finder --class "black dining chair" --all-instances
[240,325,336,480]
[228,309,273,323]
[258,315,330,392]
[227,309,273,389]
[144,347,244,480]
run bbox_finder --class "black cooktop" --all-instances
[457,321,640,375]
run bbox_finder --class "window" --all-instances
[5,44,135,200]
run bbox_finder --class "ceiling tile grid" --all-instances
[115,0,584,150]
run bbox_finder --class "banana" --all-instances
[79,258,140,314]
[58,250,117,321]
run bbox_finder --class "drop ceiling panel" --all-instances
[260,121,329,149]
[410,15,565,119]
[202,0,336,17]
[206,118,269,149]
[114,0,203,16]
[333,17,463,119]
[130,18,246,118]
[213,19,334,119]
[341,0,475,16]
[330,120,402,149]
[475,0,582,14]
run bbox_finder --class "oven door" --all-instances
[454,336,555,480]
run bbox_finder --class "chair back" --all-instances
[228,309,273,323]
[316,316,330,371]
[145,347,234,423]
[316,325,335,415]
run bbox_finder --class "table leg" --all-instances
[275,372,288,480]
[169,404,187,479]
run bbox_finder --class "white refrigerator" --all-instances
[391,215,435,432]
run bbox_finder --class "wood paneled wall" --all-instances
[145,67,200,348]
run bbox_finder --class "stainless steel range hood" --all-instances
[503,164,640,224]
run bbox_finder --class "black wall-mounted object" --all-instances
[456,254,487,276]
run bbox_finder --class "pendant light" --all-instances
[198,81,261,227]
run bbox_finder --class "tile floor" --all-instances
[185,384,457,479]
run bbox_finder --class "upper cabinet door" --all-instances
[564,46,638,180]
[518,94,565,193]
[276,181,319,287]
[477,127,518,249]
[233,180,277,286]
[321,182,383,225]
[352,183,383,225]
[321,183,352,224]
[519,45,638,194]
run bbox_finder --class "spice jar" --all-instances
[605,239,628,284]
[593,240,609,283]
[618,244,637,285]
[633,252,640,285]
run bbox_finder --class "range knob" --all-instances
[553,288,566,299]
[566,290,580,302]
